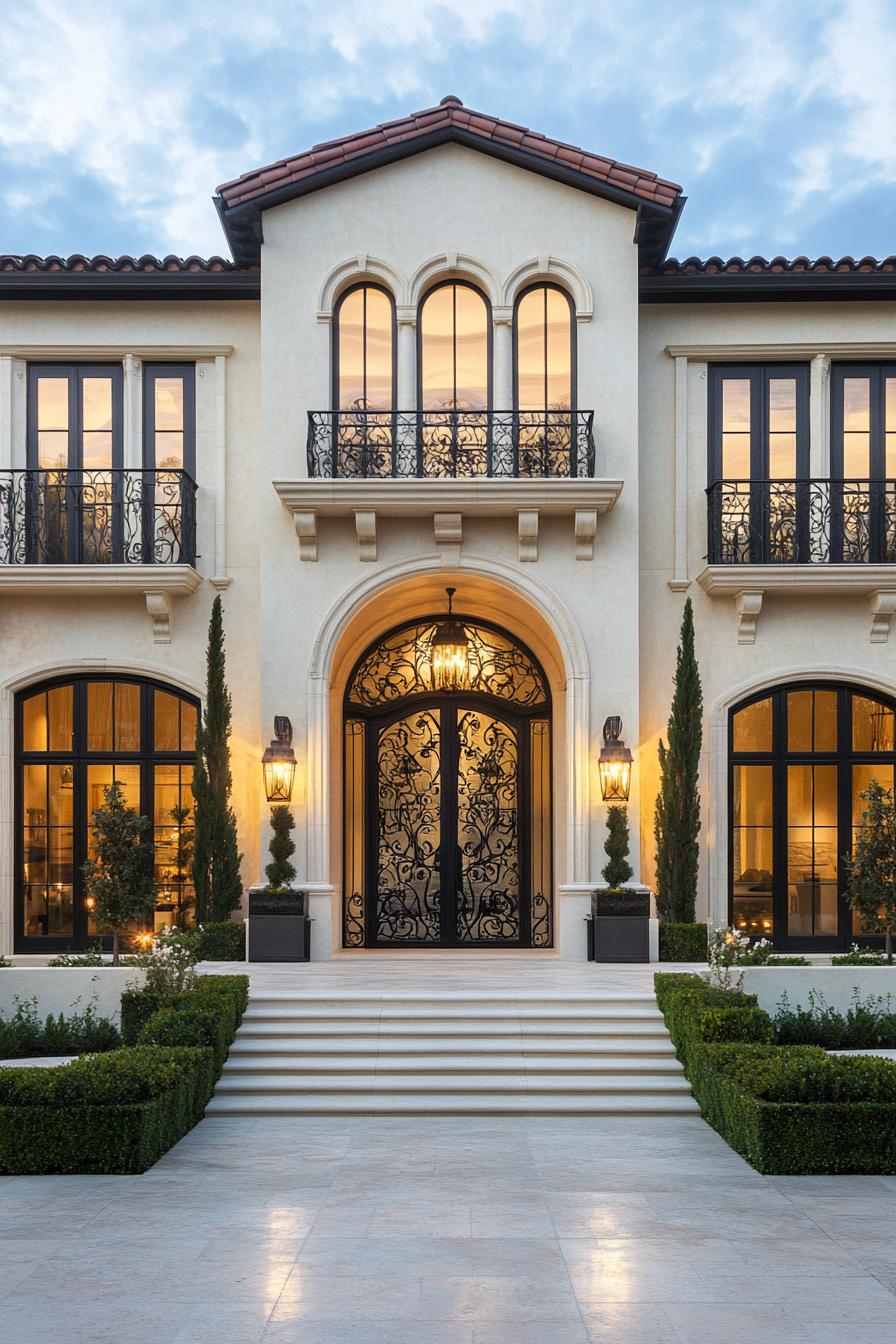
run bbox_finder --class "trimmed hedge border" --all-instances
[0,974,249,1175]
[658,923,707,962]
[194,921,246,962]
[655,973,896,1174]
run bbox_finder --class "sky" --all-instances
[1,0,895,264]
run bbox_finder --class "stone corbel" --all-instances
[144,591,172,644]
[735,590,764,644]
[293,510,318,561]
[517,509,539,562]
[354,510,377,562]
[869,590,896,643]
[433,512,463,564]
[574,510,597,561]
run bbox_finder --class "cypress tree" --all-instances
[601,805,633,890]
[654,597,703,923]
[192,596,243,922]
[265,805,297,891]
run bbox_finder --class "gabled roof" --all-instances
[214,95,684,267]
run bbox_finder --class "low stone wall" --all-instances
[739,966,896,1016]
[0,968,144,1024]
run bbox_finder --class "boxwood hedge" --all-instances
[656,973,896,1174]
[658,923,708,962]
[0,973,249,1175]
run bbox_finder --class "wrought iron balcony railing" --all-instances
[307,409,595,478]
[707,478,896,565]
[0,469,197,566]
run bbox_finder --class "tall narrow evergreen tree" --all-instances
[654,597,703,923]
[192,596,243,922]
[601,805,633,890]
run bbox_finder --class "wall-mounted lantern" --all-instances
[262,716,297,803]
[598,716,633,802]
[431,586,470,692]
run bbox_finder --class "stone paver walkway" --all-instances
[2,1114,895,1343]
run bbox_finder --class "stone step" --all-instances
[241,1006,665,1024]
[235,1018,671,1039]
[213,1071,693,1095]
[205,1092,701,1116]
[221,1052,684,1074]
[227,1034,677,1056]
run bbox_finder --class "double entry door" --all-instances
[371,697,530,947]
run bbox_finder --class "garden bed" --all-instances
[655,972,896,1174]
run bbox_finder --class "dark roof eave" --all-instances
[216,126,680,267]
[639,272,896,302]
[0,270,260,300]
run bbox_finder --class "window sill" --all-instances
[0,564,202,643]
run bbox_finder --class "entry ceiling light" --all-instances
[431,587,470,692]
[598,716,633,802]
[262,716,297,802]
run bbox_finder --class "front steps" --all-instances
[206,989,697,1116]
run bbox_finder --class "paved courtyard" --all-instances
[2,1112,895,1343]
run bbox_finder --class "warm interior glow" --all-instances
[431,640,469,692]
[598,756,632,803]
[263,757,296,804]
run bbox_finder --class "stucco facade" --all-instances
[2,99,894,959]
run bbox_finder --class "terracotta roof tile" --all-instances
[0,254,255,275]
[216,96,683,212]
[647,254,896,277]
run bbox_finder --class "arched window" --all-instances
[343,613,551,949]
[730,682,896,948]
[514,283,575,477]
[330,284,396,478]
[16,675,197,950]
[333,283,395,411]
[418,282,491,476]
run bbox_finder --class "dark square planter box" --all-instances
[588,888,650,963]
[247,888,311,962]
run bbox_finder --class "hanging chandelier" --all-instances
[431,587,469,692]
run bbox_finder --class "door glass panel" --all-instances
[721,379,751,478]
[87,682,114,751]
[456,709,520,943]
[851,763,895,932]
[23,692,47,752]
[842,377,870,477]
[154,690,180,751]
[733,697,772,752]
[886,378,896,477]
[768,378,797,477]
[732,764,774,936]
[115,682,141,751]
[787,689,837,752]
[153,763,193,929]
[85,763,142,937]
[376,711,441,943]
[787,764,838,938]
[154,376,185,469]
[853,694,895,752]
[37,377,69,469]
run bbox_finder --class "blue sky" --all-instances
[1,0,894,263]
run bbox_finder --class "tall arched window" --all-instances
[418,282,491,475]
[514,283,575,477]
[730,682,896,949]
[331,284,395,477]
[16,675,197,951]
[343,613,551,949]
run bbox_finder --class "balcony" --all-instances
[307,409,596,479]
[701,479,896,644]
[0,468,197,567]
[707,478,896,567]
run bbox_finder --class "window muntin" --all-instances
[832,364,896,480]
[334,285,395,411]
[28,365,122,471]
[143,365,195,474]
[730,684,896,945]
[16,676,197,949]
[514,284,573,411]
[419,282,490,411]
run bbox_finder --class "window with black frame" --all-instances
[830,364,896,563]
[730,683,896,948]
[707,364,809,563]
[16,675,197,951]
[143,364,196,563]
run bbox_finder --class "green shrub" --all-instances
[775,989,896,1049]
[194,921,245,962]
[120,988,163,1046]
[194,973,249,1021]
[47,942,106,967]
[659,923,707,962]
[0,1047,214,1174]
[832,944,888,966]
[137,983,243,1073]
[0,998,120,1059]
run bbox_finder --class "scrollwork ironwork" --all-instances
[455,710,520,943]
[707,478,896,566]
[307,408,595,478]
[0,469,196,566]
[347,620,548,710]
[376,711,442,943]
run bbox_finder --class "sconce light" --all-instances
[431,587,470,692]
[598,716,633,802]
[262,716,296,803]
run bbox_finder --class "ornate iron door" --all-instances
[372,701,525,946]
